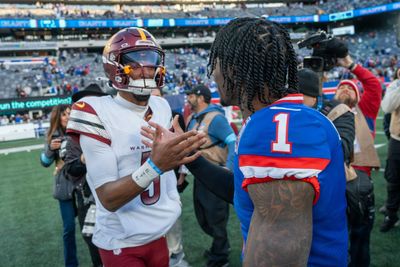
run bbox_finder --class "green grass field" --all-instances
[0,116,399,267]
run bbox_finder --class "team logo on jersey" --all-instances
[75,102,85,109]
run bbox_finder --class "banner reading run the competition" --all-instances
[0,95,71,114]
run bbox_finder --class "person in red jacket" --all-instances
[334,54,382,267]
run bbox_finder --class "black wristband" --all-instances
[348,62,356,71]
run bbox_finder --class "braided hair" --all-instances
[208,17,299,112]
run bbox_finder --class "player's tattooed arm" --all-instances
[244,180,314,267]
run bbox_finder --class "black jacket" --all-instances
[321,99,355,165]
[63,136,86,182]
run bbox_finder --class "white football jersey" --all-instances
[67,94,181,250]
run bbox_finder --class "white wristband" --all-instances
[131,160,159,189]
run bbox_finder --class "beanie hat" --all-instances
[337,79,360,102]
[298,68,320,97]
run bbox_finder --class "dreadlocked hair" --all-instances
[208,17,299,112]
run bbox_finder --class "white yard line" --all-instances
[0,144,43,155]
[374,143,386,149]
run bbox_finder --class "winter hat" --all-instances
[337,79,360,102]
[298,68,320,97]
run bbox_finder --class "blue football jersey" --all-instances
[234,94,348,266]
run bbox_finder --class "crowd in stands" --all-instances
[2,26,399,100]
[0,49,102,99]
[0,113,33,125]
[0,0,396,20]
[1,24,400,126]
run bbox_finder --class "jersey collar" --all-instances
[114,93,149,114]
[271,94,304,105]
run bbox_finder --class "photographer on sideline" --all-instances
[298,68,355,167]
[334,54,382,267]
[298,68,355,172]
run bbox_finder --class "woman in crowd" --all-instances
[40,104,78,267]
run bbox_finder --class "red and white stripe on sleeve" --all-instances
[239,155,330,204]
[66,101,111,146]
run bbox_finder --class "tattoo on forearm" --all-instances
[244,180,314,267]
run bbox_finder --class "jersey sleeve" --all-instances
[238,108,332,204]
[66,100,111,146]
[80,135,119,188]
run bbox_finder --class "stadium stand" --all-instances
[0,0,396,19]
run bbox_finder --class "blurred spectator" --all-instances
[380,67,400,232]
[0,115,9,125]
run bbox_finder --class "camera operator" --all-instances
[298,33,382,266]
[334,55,382,267]
[299,68,376,267]
[63,84,107,267]
[298,68,355,170]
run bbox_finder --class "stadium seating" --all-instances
[0,0,395,19]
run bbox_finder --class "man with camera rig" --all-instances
[298,68,355,173]
[299,34,382,266]
[334,54,381,267]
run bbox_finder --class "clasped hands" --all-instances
[141,115,207,173]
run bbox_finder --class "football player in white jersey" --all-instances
[67,27,205,267]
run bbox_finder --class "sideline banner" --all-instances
[0,95,71,114]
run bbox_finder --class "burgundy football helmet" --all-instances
[102,27,166,95]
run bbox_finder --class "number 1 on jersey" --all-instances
[271,113,292,154]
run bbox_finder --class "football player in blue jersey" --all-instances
[142,18,348,267]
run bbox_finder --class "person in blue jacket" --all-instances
[185,84,236,267]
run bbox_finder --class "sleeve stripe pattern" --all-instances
[69,117,105,130]
[239,155,329,205]
[239,155,330,170]
[242,176,321,205]
[239,166,322,180]
[66,104,111,146]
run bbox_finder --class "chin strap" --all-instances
[111,78,156,95]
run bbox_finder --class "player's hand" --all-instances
[50,138,62,150]
[140,120,206,172]
[141,115,185,143]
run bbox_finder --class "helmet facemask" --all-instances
[114,48,166,95]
